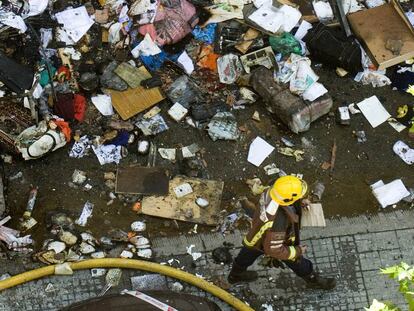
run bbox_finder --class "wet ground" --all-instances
[2,64,413,249]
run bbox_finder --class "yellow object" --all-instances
[407,85,414,96]
[0,258,253,311]
[397,104,408,118]
[243,221,274,247]
[269,176,308,206]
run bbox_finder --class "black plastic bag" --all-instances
[303,23,362,74]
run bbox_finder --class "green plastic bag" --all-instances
[269,32,302,57]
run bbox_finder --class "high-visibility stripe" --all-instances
[287,246,296,260]
[243,221,274,247]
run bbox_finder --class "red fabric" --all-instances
[73,94,86,122]
[57,66,71,82]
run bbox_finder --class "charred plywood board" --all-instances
[115,167,169,195]
[347,0,414,70]
[301,203,326,227]
[107,66,165,120]
[141,176,224,225]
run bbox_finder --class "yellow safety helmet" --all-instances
[269,175,308,206]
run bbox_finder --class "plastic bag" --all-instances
[269,32,302,57]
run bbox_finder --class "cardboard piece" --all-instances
[347,0,414,70]
[115,167,169,195]
[301,203,326,227]
[114,63,149,88]
[141,176,224,225]
[106,67,165,120]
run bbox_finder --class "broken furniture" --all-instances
[115,167,169,195]
[141,176,224,225]
[347,0,414,70]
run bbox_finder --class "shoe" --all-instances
[228,262,258,284]
[303,272,336,290]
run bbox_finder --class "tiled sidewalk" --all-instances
[1,210,413,311]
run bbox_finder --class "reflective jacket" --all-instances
[243,190,303,261]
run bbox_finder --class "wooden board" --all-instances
[141,176,224,225]
[301,203,326,227]
[115,166,169,195]
[106,66,165,120]
[347,0,414,70]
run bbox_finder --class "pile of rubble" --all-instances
[0,0,414,271]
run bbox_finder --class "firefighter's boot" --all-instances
[303,272,336,290]
[228,262,258,284]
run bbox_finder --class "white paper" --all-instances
[158,148,176,161]
[294,21,313,40]
[174,183,193,198]
[91,94,114,116]
[28,0,49,16]
[247,137,275,167]
[55,7,94,43]
[75,201,94,226]
[0,11,27,33]
[393,141,414,165]
[357,96,391,128]
[302,82,328,101]
[312,1,334,21]
[40,28,53,48]
[69,136,91,158]
[388,118,406,132]
[168,103,188,122]
[177,52,194,75]
[131,33,161,58]
[279,5,302,32]
[371,179,410,208]
[92,144,122,165]
[249,6,283,33]
[108,22,122,44]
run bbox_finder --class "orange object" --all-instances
[53,119,72,142]
[197,45,219,72]
[132,202,142,213]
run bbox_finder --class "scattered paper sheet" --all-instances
[294,21,313,40]
[69,136,91,158]
[28,0,49,16]
[371,179,410,208]
[302,82,328,101]
[75,201,94,226]
[136,114,169,136]
[357,96,391,128]
[92,144,122,165]
[205,5,244,24]
[158,148,176,161]
[177,52,194,75]
[393,140,414,165]
[0,11,27,33]
[249,4,301,33]
[312,1,334,22]
[131,34,161,58]
[248,137,275,167]
[388,118,406,132]
[55,6,94,43]
[91,94,114,116]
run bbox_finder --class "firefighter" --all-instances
[228,175,336,290]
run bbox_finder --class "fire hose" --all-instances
[0,258,254,311]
